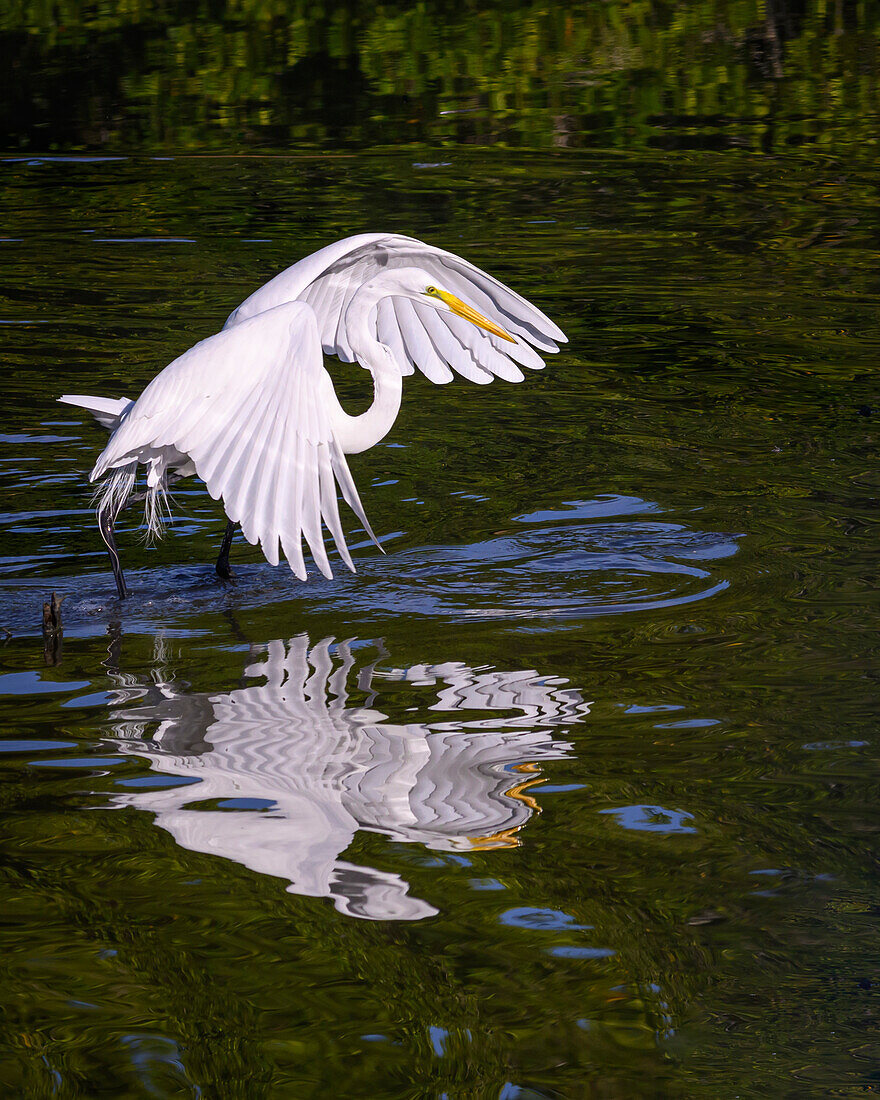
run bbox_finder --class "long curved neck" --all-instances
[326,279,403,455]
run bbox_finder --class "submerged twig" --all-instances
[42,592,65,666]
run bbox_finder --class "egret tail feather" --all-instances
[142,476,171,543]
[92,463,138,528]
[93,461,176,542]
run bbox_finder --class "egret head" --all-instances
[385,267,515,343]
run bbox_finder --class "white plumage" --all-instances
[225,232,563,380]
[60,233,566,595]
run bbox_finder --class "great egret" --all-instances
[60,233,566,598]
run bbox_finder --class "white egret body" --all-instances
[60,234,566,597]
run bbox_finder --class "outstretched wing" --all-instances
[224,233,567,385]
[91,301,379,580]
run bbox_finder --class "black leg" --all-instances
[98,509,128,600]
[216,520,236,581]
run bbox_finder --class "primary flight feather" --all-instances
[60,233,567,598]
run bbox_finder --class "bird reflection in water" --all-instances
[106,636,589,920]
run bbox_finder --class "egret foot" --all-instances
[216,520,237,581]
[98,509,128,600]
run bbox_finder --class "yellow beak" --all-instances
[438,289,515,343]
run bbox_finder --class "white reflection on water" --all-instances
[105,636,589,921]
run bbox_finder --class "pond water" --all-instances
[1,4,879,1097]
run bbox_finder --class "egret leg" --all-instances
[98,509,128,600]
[216,520,237,581]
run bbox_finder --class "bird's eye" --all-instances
[426,285,438,295]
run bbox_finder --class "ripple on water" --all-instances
[0,495,740,637]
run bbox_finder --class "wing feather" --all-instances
[330,448,381,549]
[225,233,566,387]
[300,449,331,579]
[318,445,354,572]
[444,312,527,382]
[250,374,289,565]
[397,298,454,384]
[417,304,494,385]
[91,301,379,580]
[281,433,307,580]
[376,299,415,376]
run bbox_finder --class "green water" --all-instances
[2,4,879,1097]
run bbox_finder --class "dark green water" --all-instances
[2,4,879,1097]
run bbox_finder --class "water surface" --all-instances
[1,5,879,1097]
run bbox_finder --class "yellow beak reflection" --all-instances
[438,289,515,343]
